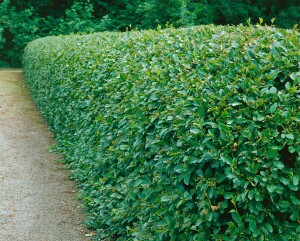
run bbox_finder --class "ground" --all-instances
[0,69,93,241]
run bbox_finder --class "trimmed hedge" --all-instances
[23,25,300,240]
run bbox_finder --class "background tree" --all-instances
[0,0,299,67]
[138,0,186,29]
[0,0,42,67]
[49,1,97,35]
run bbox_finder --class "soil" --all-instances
[0,69,93,241]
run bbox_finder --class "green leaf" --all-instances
[265,223,273,233]
[266,149,277,158]
[290,212,298,221]
[248,200,256,213]
[224,192,234,199]
[230,210,242,226]
[150,93,159,101]
[161,195,171,202]
[285,82,291,90]
[290,72,300,83]
[288,146,296,153]
[231,102,242,106]
[249,219,258,233]
[254,113,265,121]
[183,171,190,185]
[190,128,201,134]
[280,177,289,185]
[273,161,284,169]
[173,54,179,62]
[204,167,213,178]
[285,133,294,140]
[292,175,299,186]
[134,179,144,187]
[198,106,206,119]
[216,173,226,182]
[206,212,214,222]
[269,103,277,113]
[277,200,290,209]
[233,178,241,188]
[291,196,300,205]
[220,155,232,164]
[204,122,217,128]
[269,87,277,94]
[120,145,129,150]
[266,183,276,193]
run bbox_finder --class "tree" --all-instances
[276,6,300,28]
[0,0,42,67]
[139,0,186,29]
[49,1,97,35]
[0,0,299,67]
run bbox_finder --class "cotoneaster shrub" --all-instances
[23,25,300,240]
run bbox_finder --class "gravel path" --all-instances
[0,69,92,241]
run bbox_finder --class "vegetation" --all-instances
[24,24,300,240]
[1,0,300,67]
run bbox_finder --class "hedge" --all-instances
[23,24,300,240]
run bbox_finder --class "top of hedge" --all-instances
[24,24,300,240]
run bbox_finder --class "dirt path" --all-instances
[0,69,92,241]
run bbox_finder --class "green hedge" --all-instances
[23,25,300,240]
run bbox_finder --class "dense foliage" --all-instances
[24,24,300,240]
[1,0,300,67]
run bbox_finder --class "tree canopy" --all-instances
[0,0,299,67]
